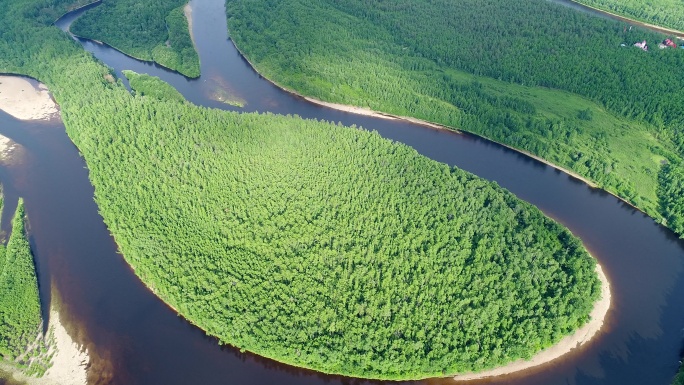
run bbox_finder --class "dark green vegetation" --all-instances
[123,70,186,103]
[71,0,200,77]
[225,0,684,236]
[0,0,603,379]
[0,200,40,360]
[0,198,49,377]
[659,163,684,236]
[574,0,684,32]
[675,364,684,385]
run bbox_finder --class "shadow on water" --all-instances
[0,0,678,384]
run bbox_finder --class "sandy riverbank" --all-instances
[184,3,195,47]
[0,76,59,121]
[41,310,90,385]
[453,262,611,381]
[0,308,89,385]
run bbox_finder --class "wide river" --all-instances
[1,0,683,384]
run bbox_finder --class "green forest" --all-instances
[123,70,186,103]
[225,0,684,237]
[0,196,46,375]
[574,0,684,32]
[70,0,200,77]
[0,0,605,379]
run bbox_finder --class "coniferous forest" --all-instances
[0,196,44,371]
[0,198,40,361]
[70,0,200,77]
[225,0,684,237]
[0,0,603,379]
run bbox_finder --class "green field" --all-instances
[574,0,684,32]
[226,0,684,236]
[71,0,200,77]
[0,0,605,379]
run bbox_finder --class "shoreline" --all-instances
[55,0,200,80]
[453,262,611,381]
[184,3,196,48]
[0,76,60,121]
[40,309,89,385]
[566,0,684,38]
[134,248,611,382]
[228,37,449,130]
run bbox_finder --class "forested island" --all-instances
[225,0,684,238]
[0,0,610,380]
[70,0,200,77]
[0,195,52,378]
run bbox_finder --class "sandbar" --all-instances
[0,76,59,121]
[184,3,195,47]
[0,308,89,385]
[41,310,89,385]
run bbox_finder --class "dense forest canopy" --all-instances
[0,0,603,379]
[71,0,200,77]
[0,199,40,361]
[0,197,49,376]
[225,0,684,237]
[574,0,684,32]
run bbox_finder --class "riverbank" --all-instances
[0,308,89,385]
[567,0,684,38]
[453,262,611,381]
[59,1,200,80]
[184,3,195,47]
[41,310,90,385]
[228,38,451,131]
[0,76,59,121]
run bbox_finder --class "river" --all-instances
[1,0,683,384]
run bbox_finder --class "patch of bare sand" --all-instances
[453,263,611,381]
[301,97,399,121]
[41,310,89,385]
[0,76,59,121]
[0,309,89,385]
[0,135,17,161]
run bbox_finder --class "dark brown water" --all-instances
[1,0,682,384]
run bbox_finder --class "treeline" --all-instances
[71,0,200,77]
[225,0,684,236]
[574,0,684,32]
[0,0,603,379]
[659,163,684,235]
